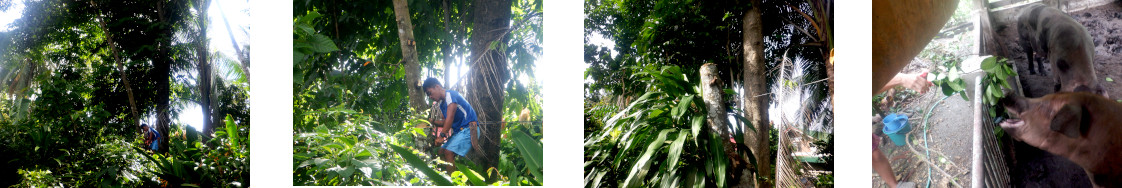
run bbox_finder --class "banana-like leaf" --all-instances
[622,128,674,187]
[387,144,453,185]
[675,95,694,120]
[455,161,487,186]
[225,114,239,147]
[512,130,544,181]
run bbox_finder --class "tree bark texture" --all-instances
[392,0,427,112]
[742,3,772,187]
[156,0,175,153]
[467,0,512,171]
[196,0,215,137]
[701,63,751,186]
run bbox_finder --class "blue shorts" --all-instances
[150,141,159,151]
[442,128,473,157]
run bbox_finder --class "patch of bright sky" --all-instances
[0,1,24,32]
[178,0,250,132]
[584,32,613,96]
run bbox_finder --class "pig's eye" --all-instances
[1057,60,1071,72]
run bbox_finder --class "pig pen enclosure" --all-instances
[873,0,1120,187]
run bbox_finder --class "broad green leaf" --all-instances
[225,114,239,147]
[308,34,340,53]
[980,56,997,73]
[298,11,322,24]
[675,95,694,120]
[941,82,955,96]
[387,144,453,186]
[691,115,703,146]
[455,161,487,186]
[513,131,544,180]
[340,166,356,180]
[666,131,688,172]
[622,129,674,188]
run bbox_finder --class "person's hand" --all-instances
[902,71,934,94]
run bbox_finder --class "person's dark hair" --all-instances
[141,124,148,128]
[421,78,442,94]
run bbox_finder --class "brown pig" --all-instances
[1017,4,1106,96]
[1001,92,1122,187]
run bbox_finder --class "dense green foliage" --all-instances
[293,0,544,186]
[584,0,833,187]
[585,65,747,188]
[0,0,250,186]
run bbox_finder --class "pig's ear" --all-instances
[1050,104,1089,139]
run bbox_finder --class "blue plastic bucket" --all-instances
[882,113,911,146]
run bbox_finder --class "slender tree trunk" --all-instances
[742,1,772,187]
[467,0,512,171]
[216,0,249,84]
[196,0,215,136]
[95,13,140,130]
[701,63,753,187]
[443,0,454,86]
[391,0,426,111]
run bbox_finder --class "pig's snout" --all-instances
[1000,119,1024,140]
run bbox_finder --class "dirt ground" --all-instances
[994,2,1122,99]
[988,2,1122,188]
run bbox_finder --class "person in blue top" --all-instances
[141,124,160,151]
[422,77,479,173]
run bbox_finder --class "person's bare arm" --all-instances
[877,72,933,94]
[442,102,459,136]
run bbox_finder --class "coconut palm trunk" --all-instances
[742,1,772,187]
[467,0,512,171]
[216,0,249,84]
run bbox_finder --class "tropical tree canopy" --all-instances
[293,0,544,185]
[0,0,250,186]
[584,0,832,187]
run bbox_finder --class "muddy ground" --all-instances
[988,2,1122,188]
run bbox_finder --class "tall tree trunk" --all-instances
[196,0,215,137]
[216,0,249,84]
[391,0,426,111]
[155,0,174,153]
[467,0,512,171]
[443,0,454,86]
[701,63,753,187]
[742,1,772,187]
[95,12,140,131]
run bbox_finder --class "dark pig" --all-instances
[1000,92,1122,187]
[1017,4,1106,96]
